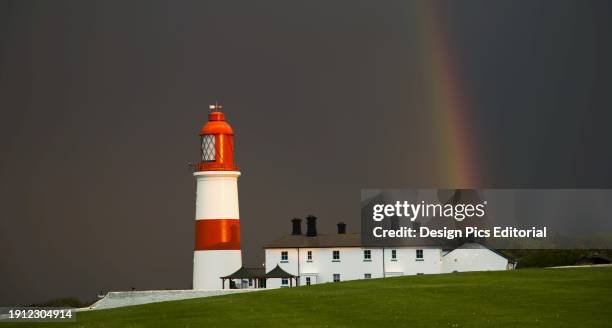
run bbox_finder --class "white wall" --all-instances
[194,171,240,220]
[384,247,443,276]
[264,245,511,288]
[264,246,443,288]
[441,248,509,273]
[265,248,298,289]
[266,248,384,288]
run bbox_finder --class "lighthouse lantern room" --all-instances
[193,103,242,290]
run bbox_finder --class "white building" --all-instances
[264,217,515,288]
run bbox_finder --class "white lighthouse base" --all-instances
[193,250,242,290]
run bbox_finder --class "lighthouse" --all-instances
[193,103,242,290]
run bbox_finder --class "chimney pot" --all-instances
[291,218,302,235]
[306,215,317,237]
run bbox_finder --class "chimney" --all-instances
[337,222,346,234]
[291,218,302,235]
[306,215,317,237]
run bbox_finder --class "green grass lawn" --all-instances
[4,267,612,327]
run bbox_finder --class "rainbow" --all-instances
[417,1,480,188]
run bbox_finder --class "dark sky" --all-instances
[1,0,611,305]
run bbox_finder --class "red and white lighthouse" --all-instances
[193,104,242,290]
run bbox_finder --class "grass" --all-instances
[3,267,612,327]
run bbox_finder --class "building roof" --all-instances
[221,267,266,279]
[265,265,297,278]
[263,233,362,248]
[221,265,297,279]
[263,232,446,248]
[454,243,489,250]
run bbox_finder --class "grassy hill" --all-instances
[4,267,612,327]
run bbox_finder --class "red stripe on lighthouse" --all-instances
[195,219,241,250]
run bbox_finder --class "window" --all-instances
[307,251,312,262]
[305,277,311,285]
[281,251,288,262]
[333,274,341,282]
[363,249,371,261]
[391,249,397,261]
[364,273,372,279]
[332,250,340,261]
[416,249,423,260]
[281,278,289,287]
[201,135,216,161]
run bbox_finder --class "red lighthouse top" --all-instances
[198,103,238,171]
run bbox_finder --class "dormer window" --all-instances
[201,135,216,161]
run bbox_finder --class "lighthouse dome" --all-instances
[197,104,238,172]
[200,111,234,136]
